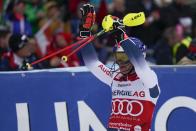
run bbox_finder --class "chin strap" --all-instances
[108,59,135,77]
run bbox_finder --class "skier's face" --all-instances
[115,52,134,74]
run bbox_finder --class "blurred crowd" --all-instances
[0,0,196,71]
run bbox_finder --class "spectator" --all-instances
[154,24,193,65]
[25,0,45,34]
[0,25,11,71]
[6,0,33,36]
[55,0,72,33]
[154,26,181,65]
[47,32,80,68]
[34,1,68,57]
[173,35,192,64]
[38,1,65,42]
[8,34,42,70]
[178,38,196,64]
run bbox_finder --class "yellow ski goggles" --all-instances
[115,52,130,65]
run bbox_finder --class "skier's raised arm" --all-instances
[80,4,113,86]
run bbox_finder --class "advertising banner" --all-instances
[0,66,195,131]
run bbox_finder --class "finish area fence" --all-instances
[0,66,195,131]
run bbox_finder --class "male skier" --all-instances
[80,4,160,131]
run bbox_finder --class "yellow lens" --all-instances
[115,52,129,62]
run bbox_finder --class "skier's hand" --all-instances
[79,4,96,38]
